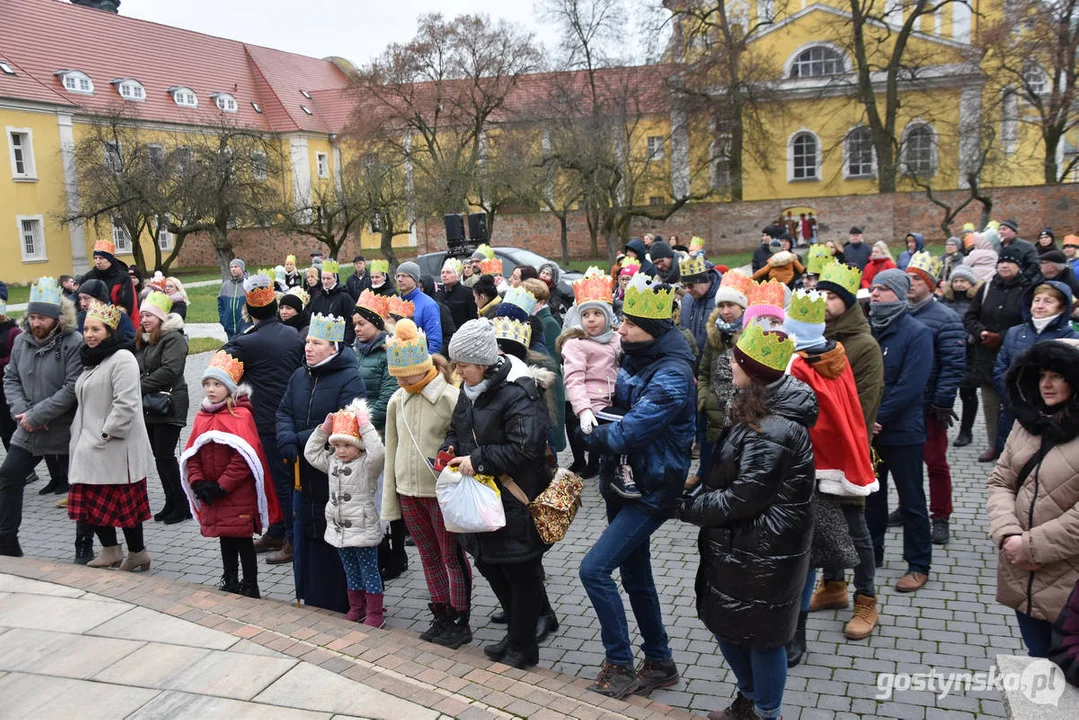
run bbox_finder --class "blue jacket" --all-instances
[872,310,934,445]
[223,318,305,434]
[896,232,925,271]
[402,287,443,354]
[993,281,1077,400]
[217,277,249,339]
[909,297,966,409]
[625,239,657,277]
[584,326,697,517]
[679,270,721,360]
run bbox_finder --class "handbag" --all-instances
[142,391,172,416]
[501,469,584,545]
[809,493,859,570]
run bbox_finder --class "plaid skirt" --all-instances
[67,480,151,528]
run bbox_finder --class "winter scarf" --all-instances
[1032,314,1063,333]
[80,334,134,367]
[354,333,386,359]
[715,315,743,335]
[403,366,439,395]
[909,294,935,314]
[869,301,908,332]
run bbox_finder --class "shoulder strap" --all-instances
[399,395,439,481]
[1016,438,1055,494]
[470,424,531,506]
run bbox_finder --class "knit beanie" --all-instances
[385,319,432,377]
[230,258,246,273]
[202,350,243,395]
[77,278,110,304]
[396,261,421,284]
[949,264,977,285]
[1001,219,1019,233]
[448,318,500,366]
[628,316,673,338]
[870,268,910,298]
[279,293,305,314]
[649,241,675,261]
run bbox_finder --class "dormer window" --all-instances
[113,79,145,102]
[251,102,263,113]
[300,89,311,99]
[211,92,238,113]
[168,86,198,108]
[57,70,93,94]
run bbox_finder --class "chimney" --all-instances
[71,0,121,13]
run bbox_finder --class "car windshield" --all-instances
[502,248,555,270]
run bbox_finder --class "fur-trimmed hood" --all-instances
[705,306,742,351]
[1007,340,1079,443]
[18,298,78,342]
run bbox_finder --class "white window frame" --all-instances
[103,141,122,174]
[111,218,133,255]
[253,151,268,181]
[843,125,876,179]
[646,136,665,161]
[7,127,37,181]
[212,92,238,113]
[169,86,198,108]
[0,61,15,76]
[58,70,94,94]
[16,215,46,262]
[787,45,845,79]
[157,221,174,252]
[788,129,821,182]
[901,121,938,178]
[114,79,145,102]
[1023,63,1049,100]
[316,152,329,178]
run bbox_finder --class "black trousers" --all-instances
[221,536,257,580]
[475,556,545,654]
[146,423,183,511]
[0,446,68,539]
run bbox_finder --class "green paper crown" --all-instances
[321,259,340,275]
[144,291,173,316]
[806,245,835,275]
[787,289,826,324]
[309,313,345,342]
[735,323,795,372]
[493,316,532,348]
[623,273,674,320]
[818,263,862,295]
[370,259,389,274]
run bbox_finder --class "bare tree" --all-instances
[907,125,997,235]
[278,172,368,261]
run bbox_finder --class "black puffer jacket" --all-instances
[679,375,818,650]
[223,318,305,434]
[309,284,356,344]
[134,313,189,427]
[443,355,552,564]
[436,281,477,331]
[965,272,1032,385]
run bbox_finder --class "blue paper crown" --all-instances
[29,277,62,306]
[308,313,346,342]
[501,286,537,316]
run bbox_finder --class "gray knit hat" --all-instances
[396,261,421,284]
[230,258,245,272]
[949,264,977,284]
[448,318,499,366]
[870,268,910,299]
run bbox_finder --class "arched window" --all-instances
[169,86,198,108]
[845,126,875,178]
[789,131,819,181]
[212,92,238,113]
[789,46,844,78]
[902,123,936,177]
[113,79,145,102]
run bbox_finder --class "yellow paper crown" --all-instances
[747,279,786,309]
[679,255,707,279]
[93,239,115,255]
[689,236,705,251]
[208,350,245,385]
[907,251,943,283]
[806,245,834,275]
[370,259,389,274]
[623,273,674,320]
[321,259,340,275]
[309,313,346,342]
[475,243,495,260]
[86,300,122,330]
[735,323,795,372]
[787,289,827,325]
[720,270,753,295]
[285,285,310,307]
[573,267,614,305]
[818,263,862,295]
[285,254,297,265]
[493,316,532,348]
[388,296,415,318]
[479,257,503,275]
[356,289,389,319]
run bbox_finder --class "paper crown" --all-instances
[720,270,753,295]
[369,259,389,274]
[502,286,538,316]
[285,285,310,307]
[787,289,827,325]
[385,318,432,377]
[285,254,297,265]
[29,277,62,306]
[689,236,705,251]
[573,267,614,305]
[442,257,464,275]
[806,245,835,275]
[619,257,642,276]
[747,279,786,309]
[243,274,276,308]
[329,409,360,442]
[256,267,275,280]
[321,259,340,275]
[479,257,503,275]
[986,220,1000,232]
[493,316,532,348]
[356,289,389,319]
[144,290,173,316]
[623,272,675,320]
[475,243,495,260]
[86,300,122,330]
[736,323,795,372]
[907,251,943,283]
[208,350,245,385]
[388,296,415,318]
[962,223,976,233]
[679,254,708,279]
[309,313,346,342]
[818,263,863,295]
[0,300,6,317]
[274,265,286,284]
[1065,235,1079,247]
[93,239,115,255]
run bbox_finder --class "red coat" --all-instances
[860,256,897,289]
[180,395,281,538]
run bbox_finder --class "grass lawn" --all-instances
[182,266,359,325]
[188,337,223,355]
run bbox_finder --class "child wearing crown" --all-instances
[557,268,620,480]
[180,351,281,599]
[304,399,387,627]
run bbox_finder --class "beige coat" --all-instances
[69,349,155,486]
[381,373,459,521]
[304,424,386,549]
[988,424,1079,622]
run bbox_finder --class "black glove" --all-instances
[931,406,958,428]
[279,443,297,464]
[192,481,226,504]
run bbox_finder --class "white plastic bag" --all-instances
[435,466,506,533]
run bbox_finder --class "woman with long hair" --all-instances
[164,277,189,320]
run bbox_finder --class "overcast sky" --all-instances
[117,0,566,64]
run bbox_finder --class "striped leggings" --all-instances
[398,494,472,611]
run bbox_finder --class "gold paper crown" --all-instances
[787,289,827,325]
[330,410,360,441]
[388,296,415,318]
[86,300,122,330]
[93,239,115,255]
[907,251,943,283]
[370,259,389,274]
[679,255,707,278]
[735,323,795,372]
[720,270,753,295]
[573,267,614,305]
[806,245,835,275]
[479,257,503,275]
[285,285,310,307]
[475,244,495,260]
[285,254,297,265]
[208,350,245,385]
[818,263,862,295]
[493,316,532,348]
[309,313,346,342]
[689,236,705,251]
[356,289,389,319]
[385,319,432,377]
[144,291,173,317]
[1065,235,1079,247]
[321,259,340,275]
[623,273,674,320]
[747,279,786,308]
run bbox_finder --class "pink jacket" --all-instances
[965,234,998,284]
[562,335,620,416]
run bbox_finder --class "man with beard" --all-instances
[309,259,356,345]
[81,239,136,317]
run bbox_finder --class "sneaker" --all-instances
[809,579,849,612]
[587,661,639,699]
[887,509,903,527]
[953,430,972,447]
[706,692,755,720]
[844,594,879,640]
[609,478,642,500]
[633,658,679,695]
[931,518,950,545]
[895,571,928,593]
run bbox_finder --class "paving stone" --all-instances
[0,672,159,718]
[0,627,143,679]
[124,690,332,720]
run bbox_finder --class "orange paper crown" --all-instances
[245,286,276,308]
[388,296,415,318]
[93,239,116,255]
[479,257,503,275]
[720,270,753,295]
[356,289,389,319]
[573,267,614,305]
[747,279,786,308]
[207,350,244,385]
[330,411,360,440]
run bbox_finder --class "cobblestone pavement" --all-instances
[11,351,1024,719]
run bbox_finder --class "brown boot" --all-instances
[844,594,879,640]
[809,578,848,612]
[266,540,293,565]
[253,534,283,554]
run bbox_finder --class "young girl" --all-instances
[381,319,470,647]
[558,268,620,481]
[305,399,387,627]
[180,351,280,599]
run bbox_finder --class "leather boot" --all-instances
[0,534,23,558]
[74,532,94,565]
[420,602,450,642]
[87,545,123,568]
[785,611,808,668]
[266,540,293,564]
[433,608,472,649]
[217,571,241,594]
[239,577,261,599]
[845,594,879,640]
[809,579,848,611]
[253,534,284,553]
[364,593,385,628]
[345,590,367,622]
[120,548,151,572]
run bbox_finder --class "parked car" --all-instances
[415,247,582,299]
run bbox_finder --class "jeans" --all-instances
[866,443,931,575]
[716,638,787,719]
[579,499,671,666]
[923,414,953,520]
[1015,610,1053,658]
[476,556,544,654]
[0,445,68,540]
[822,503,877,597]
[146,423,183,512]
[260,432,292,540]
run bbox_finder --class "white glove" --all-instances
[580,410,597,435]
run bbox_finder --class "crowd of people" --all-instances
[2,222,1079,719]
